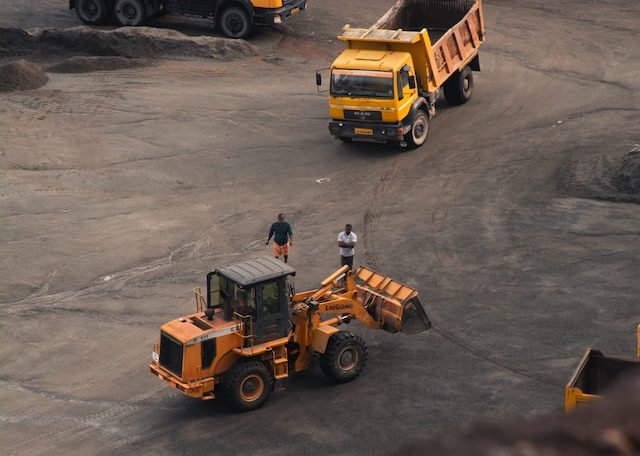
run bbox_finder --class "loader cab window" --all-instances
[331,69,394,99]
[261,281,280,317]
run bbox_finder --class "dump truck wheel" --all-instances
[114,0,145,26]
[76,0,109,25]
[406,111,429,149]
[219,6,252,39]
[320,331,368,383]
[444,66,474,105]
[222,360,273,412]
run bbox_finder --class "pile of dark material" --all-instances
[559,149,640,204]
[0,26,256,60]
[0,59,47,92]
[396,374,640,455]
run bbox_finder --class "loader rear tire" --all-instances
[222,360,273,412]
[320,331,368,383]
[443,66,474,105]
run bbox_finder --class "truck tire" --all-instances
[444,66,474,105]
[222,360,273,412]
[219,6,252,39]
[320,331,368,383]
[76,0,109,25]
[114,0,146,26]
[405,111,429,149]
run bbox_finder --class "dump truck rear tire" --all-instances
[406,111,429,149]
[222,360,273,412]
[444,66,474,105]
[219,6,252,39]
[320,331,368,383]
[76,0,109,25]
[114,0,146,26]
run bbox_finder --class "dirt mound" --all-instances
[0,26,256,60]
[558,148,640,204]
[0,59,47,92]
[47,56,151,73]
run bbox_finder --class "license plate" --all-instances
[152,351,159,363]
[355,128,373,136]
[291,7,300,14]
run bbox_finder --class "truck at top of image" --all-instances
[70,0,306,38]
[318,0,485,148]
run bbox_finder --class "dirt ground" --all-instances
[1,1,639,455]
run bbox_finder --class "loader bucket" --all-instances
[355,267,431,334]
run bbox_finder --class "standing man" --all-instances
[266,213,293,263]
[337,223,357,270]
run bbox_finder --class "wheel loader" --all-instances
[149,257,431,411]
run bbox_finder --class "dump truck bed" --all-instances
[340,0,484,92]
[564,349,640,412]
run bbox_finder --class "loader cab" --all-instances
[206,257,295,344]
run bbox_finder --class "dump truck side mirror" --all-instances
[316,72,322,86]
[408,75,416,89]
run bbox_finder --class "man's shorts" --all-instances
[273,242,289,257]
[340,255,354,269]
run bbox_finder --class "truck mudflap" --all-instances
[328,120,409,143]
[254,0,307,25]
[355,266,431,334]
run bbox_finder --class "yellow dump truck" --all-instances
[150,258,430,411]
[564,324,640,412]
[318,0,485,148]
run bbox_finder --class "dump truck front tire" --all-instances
[219,6,252,39]
[76,0,109,25]
[222,360,273,412]
[114,0,145,26]
[444,66,474,105]
[406,111,429,149]
[320,331,368,383]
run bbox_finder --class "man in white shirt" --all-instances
[337,224,357,270]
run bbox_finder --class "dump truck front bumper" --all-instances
[328,120,410,143]
[149,363,215,400]
[254,0,307,25]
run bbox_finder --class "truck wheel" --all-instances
[219,6,252,39]
[444,66,474,105]
[405,111,429,149]
[114,0,145,26]
[76,0,109,25]
[222,360,273,412]
[320,331,368,383]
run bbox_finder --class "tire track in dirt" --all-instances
[361,149,561,388]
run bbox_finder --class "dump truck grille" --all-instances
[159,332,183,377]
[344,110,382,121]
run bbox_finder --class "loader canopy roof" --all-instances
[215,257,295,287]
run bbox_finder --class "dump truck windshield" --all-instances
[331,69,394,99]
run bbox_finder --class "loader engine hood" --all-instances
[160,312,239,347]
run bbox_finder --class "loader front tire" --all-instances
[320,331,368,383]
[443,66,474,105]
[222,360,273,412]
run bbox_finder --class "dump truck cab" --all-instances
[328,49,425,145]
